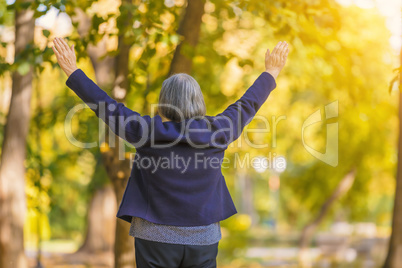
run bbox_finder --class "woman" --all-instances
[52,37,288,268]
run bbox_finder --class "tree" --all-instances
[0,0,35,267]
[168,0,205,75]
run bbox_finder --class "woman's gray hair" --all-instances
[158,73,206,122]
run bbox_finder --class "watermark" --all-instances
[64,100,338,167]
[129,151,287,174]
[301,100,338,167]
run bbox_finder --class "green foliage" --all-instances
[0,0,13,25]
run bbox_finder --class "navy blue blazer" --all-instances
[66,69,276,226]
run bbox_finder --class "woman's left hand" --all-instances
[51,37,78,77]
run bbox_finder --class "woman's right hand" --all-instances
[52,37,78,77]
[265,41,289,80]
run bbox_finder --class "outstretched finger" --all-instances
[52,45,60,58]
[272,41,282,55]
[59,38,71,52]
[283,47,289,60]
[57,38,69,54]
[52,46,63,64]
[280,43,288,58]
[54,38,64,53]
[279,41,287,52]
[276,42,286,58]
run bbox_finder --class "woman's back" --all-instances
[120,120,236,226]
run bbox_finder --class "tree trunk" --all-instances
[77,185,116,253]
[71,7,117,256]
[101,0,136,266]
[168,0,205,76]
[298,169,356,267]
[383,45,402,268]
[0,1,35,267]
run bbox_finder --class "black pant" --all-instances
[134,237,219,268]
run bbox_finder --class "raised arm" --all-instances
[52,37,149,145]
[213,41,289,144]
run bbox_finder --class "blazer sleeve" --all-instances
[65,68,149,145]
[212,71,277,145]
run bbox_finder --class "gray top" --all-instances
[129,216,221,245]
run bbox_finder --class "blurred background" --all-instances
[0,0,401,267]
